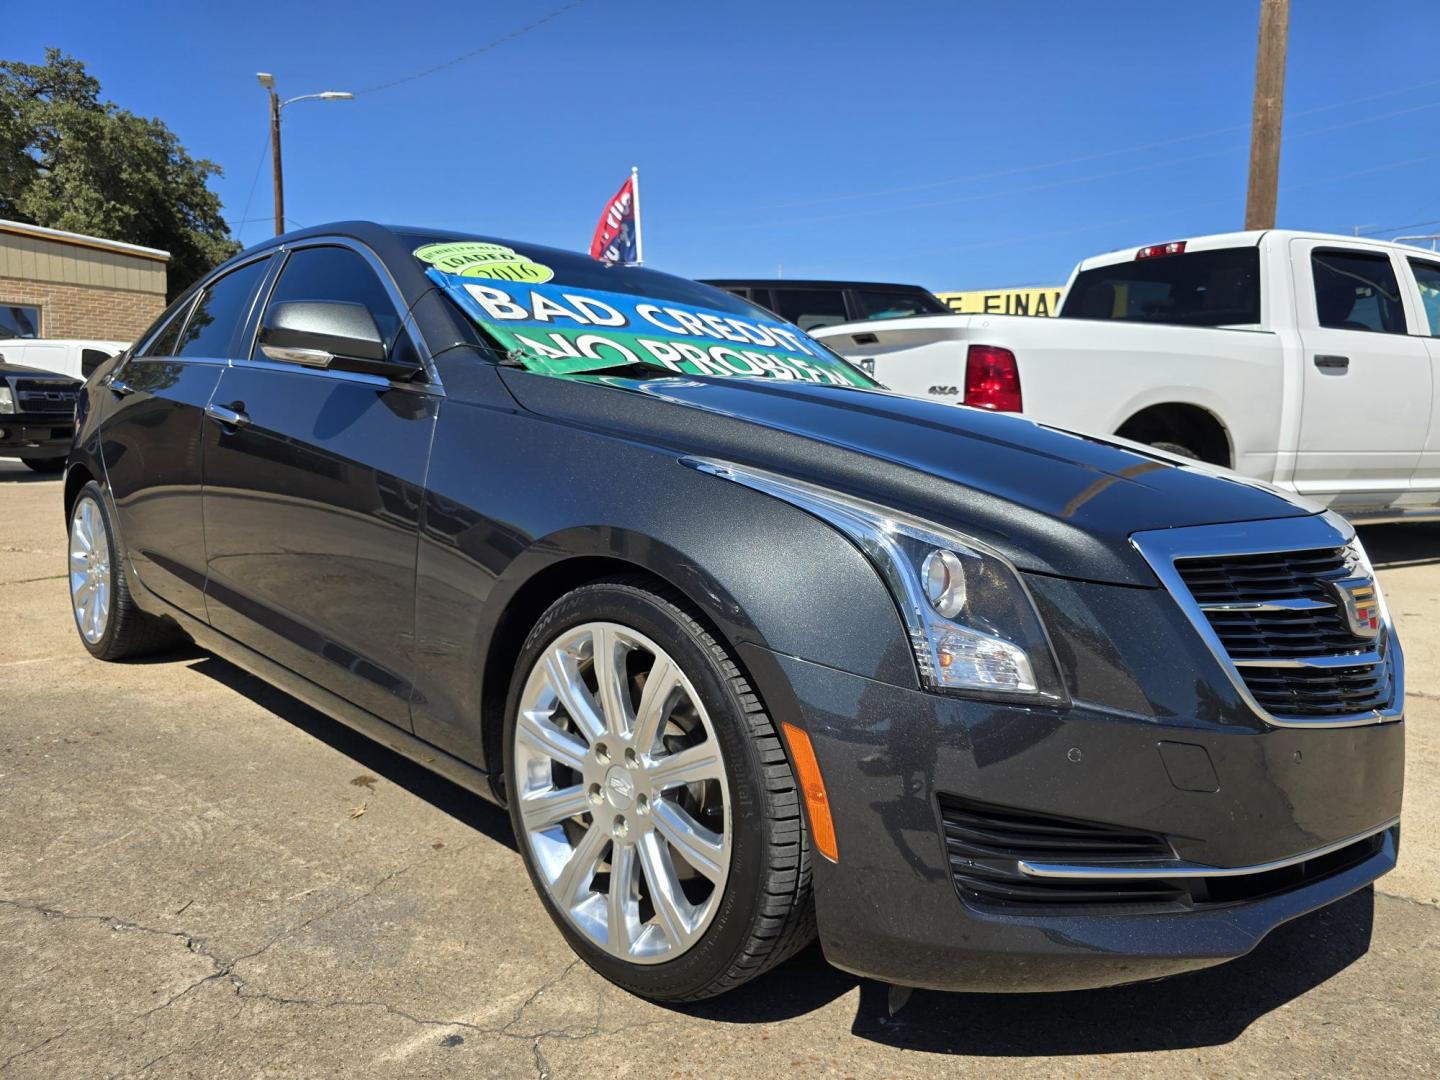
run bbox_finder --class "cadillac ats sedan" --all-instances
[62,223,1403,1001]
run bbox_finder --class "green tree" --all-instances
[0,49,239,299]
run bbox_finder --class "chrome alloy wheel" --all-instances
[514,622,732,963]
[69,495,112,645]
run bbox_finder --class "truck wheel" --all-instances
[1149,440,1199,460]
[22,457,66,473]
[504,578,816,1001]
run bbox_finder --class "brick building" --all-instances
[0,219,169,344]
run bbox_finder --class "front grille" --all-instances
[1174,545,1393,720]
[13,379,78,414]
[938,796,1186,907]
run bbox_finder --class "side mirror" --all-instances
[258,301,420,380]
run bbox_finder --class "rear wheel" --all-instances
[22,457,66,473]
[504,579,815,1001]
[1148,440,1200,460]
[68,481,185,660]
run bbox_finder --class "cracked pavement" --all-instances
[1,459,1436,1077]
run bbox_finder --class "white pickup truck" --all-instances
[813,230,1440,521]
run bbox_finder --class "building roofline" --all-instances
[0,219,171,262]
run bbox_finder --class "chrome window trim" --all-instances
[1131,511,1403,729]
[1018,817,1398,880]
[236,236,444,395]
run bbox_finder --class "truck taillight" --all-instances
[964,345,1022,412]
[1137,241,1186,259]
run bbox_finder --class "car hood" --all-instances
[0,361,79,383]
[498,369,1319,586]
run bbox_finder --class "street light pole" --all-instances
[256,73,353,237]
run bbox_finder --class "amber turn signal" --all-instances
[781,721,838,863]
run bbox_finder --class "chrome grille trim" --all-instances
[1198,597,1334,613]
[1131,512,1403,729]
[1018,817,1398,879]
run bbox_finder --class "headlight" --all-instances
[0,386,13,414]
[685,458,1067,702]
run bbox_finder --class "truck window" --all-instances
[855,289,950,320]
[1408,259,1440,336]
[1060,247,1261,327]
[768,288,851,331]
[1311,250,1405,334]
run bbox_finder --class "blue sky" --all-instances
[13,0,1440,291]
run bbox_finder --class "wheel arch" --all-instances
[1115,401,1233,467]
[470,509,911,787]
[63,461,96,521]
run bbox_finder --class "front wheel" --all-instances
[504,579,815,1001]
[67,481,185,660]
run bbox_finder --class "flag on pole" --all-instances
[589,167,643,264]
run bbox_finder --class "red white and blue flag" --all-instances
[589,168,642,264]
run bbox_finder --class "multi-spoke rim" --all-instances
[514,621,731,964]
[69,495,112,645]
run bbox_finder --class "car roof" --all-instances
[1075,229,1440,272]
[198,221,758,317]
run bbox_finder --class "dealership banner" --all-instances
[937,287,1063,317]
[428,270,871,387]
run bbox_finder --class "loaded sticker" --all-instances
[413,242,554,284]
[427,270,873,388]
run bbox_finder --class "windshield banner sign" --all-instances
[427,269,871,387]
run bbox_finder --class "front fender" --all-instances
[409,400,913,770]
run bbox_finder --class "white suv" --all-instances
[0,338,129,381]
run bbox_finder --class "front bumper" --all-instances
[0,417,73,458]
[740,644,1403,993]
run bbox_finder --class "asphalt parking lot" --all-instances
[1,458,1436,1079]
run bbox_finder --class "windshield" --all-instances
[406,233,875,388]
[1060,246,1261,327]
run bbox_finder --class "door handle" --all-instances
[205,402,251,429]
[1314,354,1350,372]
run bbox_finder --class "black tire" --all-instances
[1149,440,1200,460]
[67,480,186,660]
[503,577,815,1001]
[22,457,66,473]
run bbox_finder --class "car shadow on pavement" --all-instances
[186,654,518,853]
[1359,523,1440,568]
[842,887,1375,1056]
[0,466,61,484]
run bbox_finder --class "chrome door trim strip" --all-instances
[1018,817,1399,880]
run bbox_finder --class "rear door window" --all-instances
[767,288,851,330]
[855,289,949,320]
[175,258,272,359]
[1061,247,1261,326]
[1311,250,1406,334]
[1408,259,1440,335]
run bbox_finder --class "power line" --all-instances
[1357,217,1440,238]
[355,1,589,95]
[699,74,1440,219]
[232,129,272,243]
[686,97,1440,234]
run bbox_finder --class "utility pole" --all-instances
[255,73,353,237]
[265,82,284,237]
[1244,0,1289,230]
